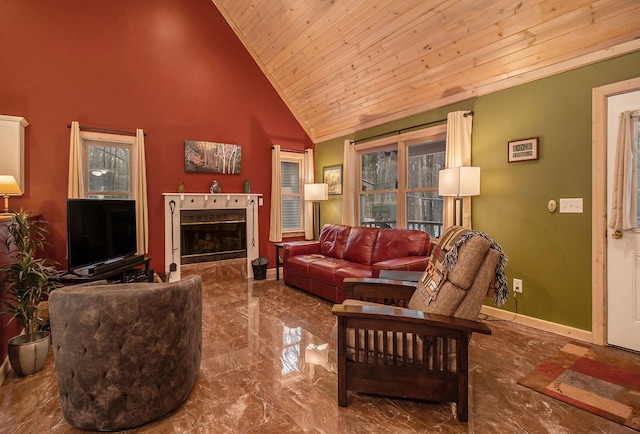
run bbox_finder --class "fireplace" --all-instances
[164,193,261,281]
[180,209,246,264]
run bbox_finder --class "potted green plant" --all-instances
[0,209,60,376]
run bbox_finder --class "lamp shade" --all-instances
[438,166,480,197]
[304,183,329,201]
[0,175,22,196]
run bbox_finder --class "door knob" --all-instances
[612,230,623,239]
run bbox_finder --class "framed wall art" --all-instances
[184,140,242,174]
[323,164,343,195]
[508,137,538,163]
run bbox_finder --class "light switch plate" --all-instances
[559,198,583,213]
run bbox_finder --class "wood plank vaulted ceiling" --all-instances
[212,0,640,143]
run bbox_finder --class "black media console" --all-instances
[58,256,152,284]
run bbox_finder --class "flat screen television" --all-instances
[67,199,137,272]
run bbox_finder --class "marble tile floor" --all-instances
[1,277,638,433]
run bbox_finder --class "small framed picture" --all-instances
[508,137,539,163]
[323,164,343,195]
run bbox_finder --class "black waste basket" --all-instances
[251,256,269,280]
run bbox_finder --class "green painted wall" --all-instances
[315,51,640,331]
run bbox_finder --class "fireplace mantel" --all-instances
[163,193,262,281]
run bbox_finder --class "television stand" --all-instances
[58,257,152,284]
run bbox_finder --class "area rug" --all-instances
[518,341,640,431]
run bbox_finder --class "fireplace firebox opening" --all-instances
[180,209,247,264]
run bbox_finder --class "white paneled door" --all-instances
[606,90,640,352]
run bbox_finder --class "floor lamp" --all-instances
[0,175,23,214]
[438,167,480,227]
[304,183,328,240]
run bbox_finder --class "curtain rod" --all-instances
[353,111,474,144]
[67,123,147,136]
[271,146,307,154]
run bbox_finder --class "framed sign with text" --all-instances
[508,137,538,163]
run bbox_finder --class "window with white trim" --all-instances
[80,131,137,199]
[280,152,305,234]
[357,126,446,237]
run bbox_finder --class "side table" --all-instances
[274,242,285,281]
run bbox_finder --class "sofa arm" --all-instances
[283,241,320,260]
[343,277,417,307]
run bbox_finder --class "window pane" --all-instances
[281,161,300,194]
[282,196,301,230]
[408,140,445,189]
[361,149,398,191]
[407,191,443,237]
[281,159,302,231]
[360,193,396,228]
[88,144,130,193]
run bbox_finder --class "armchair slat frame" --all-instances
[334,280,491,422]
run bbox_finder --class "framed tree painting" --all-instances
[323,164,343,195]
[185,140,242,174]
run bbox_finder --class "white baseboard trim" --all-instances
[481,305,594,343]
[0,356,10,386]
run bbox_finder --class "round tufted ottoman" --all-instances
[49,275,202,431]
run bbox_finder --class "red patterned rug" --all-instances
[518,341,640,431]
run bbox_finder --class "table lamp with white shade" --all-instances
[0,175,23,214]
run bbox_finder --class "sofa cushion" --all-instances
[335,263,376,288]
[370,228,430,264]
[286,254,325,276]
[319,224,351,258]
[309,257,353,285]
[342,226,379,265]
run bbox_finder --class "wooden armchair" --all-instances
[332,227,508,422]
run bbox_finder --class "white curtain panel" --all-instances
[303,149,315,240]
[269,145,283,242]
[135,129,149,254]
[341,139,357,226]
[444,111,474,229]
[67,121,83,198]
[609,110,638,231]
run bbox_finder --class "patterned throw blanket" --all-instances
[423,226,509,307]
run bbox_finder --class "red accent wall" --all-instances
[0,0,311,267]
[0,0,312,361]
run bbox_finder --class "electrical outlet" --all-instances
[513,278,523,294]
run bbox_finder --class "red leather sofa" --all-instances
[283,224,433,303]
